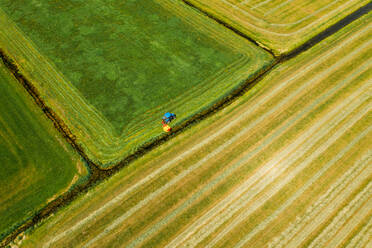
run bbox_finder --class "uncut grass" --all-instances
[0,61,84,239]
[186,0,369,54]
[133,71,364,247]
[210,101,371,248]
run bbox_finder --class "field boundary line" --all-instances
[167,85,370,248]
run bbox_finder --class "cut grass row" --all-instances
[0,0,273,167]
[16,11,372,248]
[0,60,87,240]
[185,0,370,54]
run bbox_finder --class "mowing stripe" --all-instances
[310,189,372,248]
[204,70,371,248]
[263,0,296,17]
[161,40,367,246]
[126,60,370,248]
[218,0,361,32]
[250,0,273,10]
[269,157,372,246]
[345,214,372,248]
[81,42,368,247]
[234,149,372,248]
[43,25,370,247]
[167,85,370,248]
[269,155,371,247]
[284,177,372,248]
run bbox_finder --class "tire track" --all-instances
[167,85,370,248]
[126,60,370,248]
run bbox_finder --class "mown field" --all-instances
[0,0,273,167]
[0,60,87,240]
[15,11,372,248]
[185,0,370,54]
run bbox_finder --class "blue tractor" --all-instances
[162,112,176,124]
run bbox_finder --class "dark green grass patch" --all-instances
[1,0,239,132]
[0,61,85,239]
[0,0,273,166]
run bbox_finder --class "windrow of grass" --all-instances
[16,11,372,248]
[185,0,370,54]
[0,60,87,240]
[0,0,273,167]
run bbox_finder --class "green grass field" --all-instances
[0,60,87,240]
[16,11,371,248]
[0,0,273,167]
[186,0,369,54]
